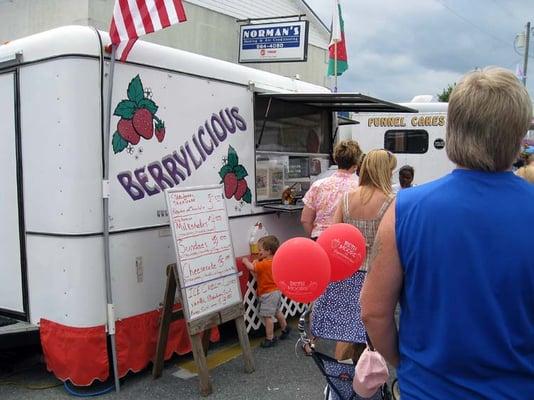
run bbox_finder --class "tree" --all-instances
[437,83,456,102]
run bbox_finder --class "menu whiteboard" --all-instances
[165,185,242,321]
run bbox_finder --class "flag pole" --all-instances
[334,41,338,93]
[103,43,121,393]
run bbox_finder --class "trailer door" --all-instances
[0,71,27,317]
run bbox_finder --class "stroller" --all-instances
[297,307,399,400]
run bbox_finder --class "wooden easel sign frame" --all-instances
[153,184,254,396]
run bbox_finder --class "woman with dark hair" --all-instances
[300,140,362,240]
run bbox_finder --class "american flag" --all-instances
[109,0,187,62]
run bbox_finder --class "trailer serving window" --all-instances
[254,96,330,204]
[253,93,417,206]
[384,129,429,154]
[255,96,331,154]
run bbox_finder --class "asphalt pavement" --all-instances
[0,321,333,400]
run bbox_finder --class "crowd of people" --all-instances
[248,67,533,399]
[360,67,534,399]
[311,67,533,399]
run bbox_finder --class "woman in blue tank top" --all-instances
[360,67,534,400]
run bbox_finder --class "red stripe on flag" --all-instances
[136,0,155,34]
[172,0,187,22]
[109,0,187,49]
[118,39,137,62]
[119,0,138,40]
[109,20,121,44]
[155,0,171,28]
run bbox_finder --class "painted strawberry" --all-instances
[234,179,247,200]
[112,76,168,153]
[155,122,165,143]
[223,173,238,199]
[218,146,252,203]
[117,118,140,145]
[132,108,153,139]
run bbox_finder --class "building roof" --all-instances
[185,0,330,49]
[0,26,329,95]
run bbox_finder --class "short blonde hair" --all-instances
[258,235,280,255]
[446,67,532,171]
[517,165,534,183]
[359,149,397,203]
[333,140,363,170]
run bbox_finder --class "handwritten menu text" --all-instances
[166,186,241,320]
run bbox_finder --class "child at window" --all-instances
[392,165,415,193]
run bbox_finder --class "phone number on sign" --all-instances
[256,43,284,49]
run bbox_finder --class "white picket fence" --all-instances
[242,274,306,332]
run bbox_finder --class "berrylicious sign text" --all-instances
[113,75,251,203]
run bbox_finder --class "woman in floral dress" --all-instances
[301,140,362,239]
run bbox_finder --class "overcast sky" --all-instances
[305,0,534,103]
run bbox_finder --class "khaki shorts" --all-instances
[259,290,282,317]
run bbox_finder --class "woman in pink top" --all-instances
[301,140,362,239]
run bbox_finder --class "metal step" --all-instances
[0,317,39,349]
[0,320,38,335]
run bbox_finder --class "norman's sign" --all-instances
[239,20,308,63]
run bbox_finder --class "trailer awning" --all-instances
[337,115,359,126]
[254,92,416,149]
[256,92,418,113]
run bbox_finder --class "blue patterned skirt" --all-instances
[311,271,366,343]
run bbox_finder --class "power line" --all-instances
[433,0,510,47]
[487,0,523,25]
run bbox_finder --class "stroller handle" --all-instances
[298,306,311,335]
[296,306,396,400]
[296,306,314,356]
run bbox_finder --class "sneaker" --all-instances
[279,326,291,340]
[260,338,277,348]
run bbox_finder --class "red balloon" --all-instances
[272,237,331,303]
[317,223,366,282]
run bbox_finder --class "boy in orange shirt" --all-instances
[242,235,290,348]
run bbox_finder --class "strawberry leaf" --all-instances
[112,131,128,154]
[233,164,248,180]
[227,145,238,168]
[127,75,144,104]
[242,188,252,204]
[218,164,233,179]
[138,98,158,114]
[113,100,137,119]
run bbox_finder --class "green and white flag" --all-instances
[328,0,348,77]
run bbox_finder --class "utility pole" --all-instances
[522,21,530,86]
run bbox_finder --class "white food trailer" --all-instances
[0,26,413,385]
[352,101,453,185]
